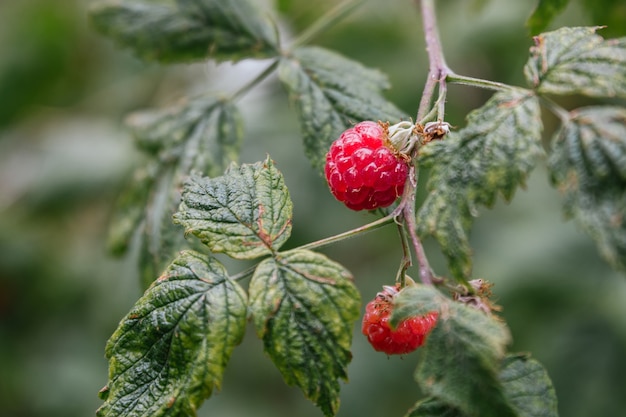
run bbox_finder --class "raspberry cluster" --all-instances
[362,285,438,355]
[324,121,410,211]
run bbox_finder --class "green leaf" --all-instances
[248,249,360,416]
[524,26,626,98]
[407,397,467,417]
[174,157,293,259]
[90,0,278,63]
[548,106,626,271]
[393,285,514,417]
[97,251,247,417]
[278,46,408,171]
[417,89,543,280]
[108,97,244,288]
[500,353,559,417]
[526,0,570,35]
[407,354,559,417]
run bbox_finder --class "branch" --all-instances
[416,0,452,122]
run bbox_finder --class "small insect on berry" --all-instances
[324,121,410,211]
[362,285,438,355]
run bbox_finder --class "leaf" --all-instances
[524,26,626,98]
[392,285,514,417]
[500,353,559,417]
[174,157,292,260]
[89,0,278,63]
[407,397,467,417]
[278,46,408,171]
[406,354,559,417]
[248,249,360,416]
[526,0,570,35]
[417,89,543,280]
[97,250,248,417]
[548,106,626,271]
[107,97,244,288]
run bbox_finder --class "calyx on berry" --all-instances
[324,121,413,211]
[362,284,438,355]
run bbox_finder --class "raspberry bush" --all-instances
[88,0,626,416]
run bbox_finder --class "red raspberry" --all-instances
[324,121,410,211]
[362,285,438,355]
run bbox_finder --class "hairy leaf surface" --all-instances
[278,46,407,171]
[248,249,360,416]
[97,251,247,417]
[549,106,626,271]
[527,0,570,35]
[500,354,559,417]
[417,89,543,280]
[174,157,292,259]
[525,26,626,97]
[90,0,278,63]
[107,97,243,288]
[393,285,514,417]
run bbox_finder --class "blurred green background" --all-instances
[1,0,625,416]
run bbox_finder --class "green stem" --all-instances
[299,213,396,252]
[539,95,571,123]
[395,220,412,288]
[230,59,280,101]
[289,0,367,50]
[445,73,516,92]
[230,263,258,282]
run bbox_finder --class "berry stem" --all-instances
[395,221,412,287]
[396,162,435,286]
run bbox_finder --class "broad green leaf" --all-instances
[407,397,467,417]
[278,46,407,171]
[525,26,626,98]
[548,106,626,271]
[90,0,278,63]
[417,89,543,280]
[248,249,360,416]
[107,97,243,288]
[500,353,559,417]
[174,157,292,259]
[526,0,570,35]
[393,285,514,417]
[97,251,247,417]
[407,354,559,417]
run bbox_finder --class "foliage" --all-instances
[85,0,626,416]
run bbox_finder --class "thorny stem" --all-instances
[416,0,451,122]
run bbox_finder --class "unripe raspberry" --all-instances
[324,121,410,211]
[362,285,438,355]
